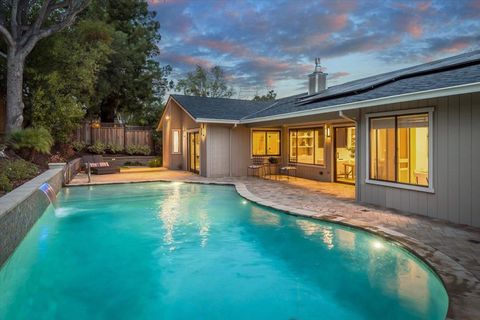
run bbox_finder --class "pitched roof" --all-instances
[170,95,270,121]
[170,50,480,123]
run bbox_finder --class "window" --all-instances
[251,130,281,156]
[289,127,325,165]
[369,112,430,188]
[172,129,181,154]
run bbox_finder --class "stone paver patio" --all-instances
[69,169,480,319]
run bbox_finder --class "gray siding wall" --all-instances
[205,125,230,177]
[358,93,480,227]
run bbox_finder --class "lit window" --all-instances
[172,129,181,154]
[289,127,324,165]
[252,130,281,156]
[369,112,429,187]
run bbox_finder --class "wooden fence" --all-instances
[75,122,154,149]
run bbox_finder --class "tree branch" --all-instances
[10,0,18,39]
[32,0,53,33]
[20,0,90,57]
[0,50,6,59]
[0,24,14,47]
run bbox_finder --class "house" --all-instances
[157,50,480,228]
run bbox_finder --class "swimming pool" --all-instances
[0,182,448,319]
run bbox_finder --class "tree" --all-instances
[252,89,277,101]
[87,0,173,124]
[26,19,113,142]
[175,65,235,98]
[0,0,90,133]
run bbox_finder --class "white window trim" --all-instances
[287,126,326,167]
[249,128,282,158]
[171,129,181,154]
[365,107,434,193]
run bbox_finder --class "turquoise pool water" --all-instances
[0,182,448,319]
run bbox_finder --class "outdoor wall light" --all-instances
[166,115,170,120]
[326,126,331,137]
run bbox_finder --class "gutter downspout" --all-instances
[338,110,361,202]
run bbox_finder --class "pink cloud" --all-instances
[166,54,213,68]
[148,0,186,5]
[440,40,470,53]
[324,14,349,31]
[329,71,350,80]
[406,19,423,38]
[417,1,432,11]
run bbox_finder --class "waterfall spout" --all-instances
[39,183,57,207]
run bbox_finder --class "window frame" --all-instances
[171,129,181,154]
[251,129,281,157]
[365,108,434,193]
[288,126,325,166]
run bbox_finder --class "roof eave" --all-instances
[239,81,480,124]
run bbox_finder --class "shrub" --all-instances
[0,159,39,192]
[123,161,143,166]
[0,174,12,192]
[71,141,86,152]
[8,127,54,160]
[148,157,162,167]
[125,144,151,156]
[88,141,106,154]
[106,143,124,154]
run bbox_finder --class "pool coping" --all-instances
[66,179,480,320]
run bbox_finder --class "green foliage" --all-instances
[86,0,173,124]
[72,141,86,152]
[125,144,151,156]
[8,127,54,159]
[148,157,162,167]
[253,90,277,101]
[88,141,106,154]
[26,19,114,143]
[123,161,143,166]
[0,159,39,192]
[106,144,124,154]
[0,174,12,193]
[175,65,235,98]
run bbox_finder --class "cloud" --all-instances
[150,0,480,97]
[329,72,350,80]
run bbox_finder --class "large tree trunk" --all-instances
[5,49,25,133]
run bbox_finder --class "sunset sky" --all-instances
[148,0,480,99]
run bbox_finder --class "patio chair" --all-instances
[247,157,266,177]
[280,163,297,180]
[82,155,120,176]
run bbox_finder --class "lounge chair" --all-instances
[82,155,120,175]
[247,157,266,177]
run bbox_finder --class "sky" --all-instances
[148,0,480,99]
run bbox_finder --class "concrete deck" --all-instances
[68,169,480,319]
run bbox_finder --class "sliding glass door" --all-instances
[334,126,356,184]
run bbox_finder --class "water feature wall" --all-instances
[0,166,64,267]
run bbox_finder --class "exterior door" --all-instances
[334,126,356,184]
[189,132,200,174]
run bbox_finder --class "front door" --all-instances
[188,132,200,174]
[334,126,356,184]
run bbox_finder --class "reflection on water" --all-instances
[296,219,335,249]
[336,229,356,251]
[157,185,181,248]
[250,206,280,226]
[198,210,210,247]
